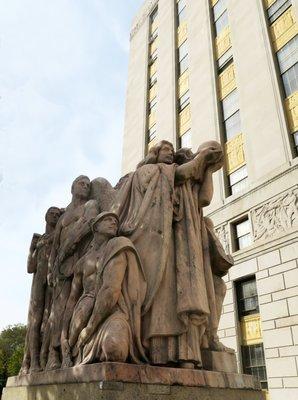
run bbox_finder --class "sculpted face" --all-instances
[46,208,61,227]
[94,216,118,238]
[72,177,90,199]
[157,143,174,164]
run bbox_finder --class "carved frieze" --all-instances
[215,224,230,254]
[252,187,298,241]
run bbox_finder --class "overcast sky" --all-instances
[0,0,144,331]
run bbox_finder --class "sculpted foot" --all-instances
[46,349,61,370]
[209,339,235,353]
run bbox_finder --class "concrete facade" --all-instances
[122,0,298,399]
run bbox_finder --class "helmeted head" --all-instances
[45,207,62,227]
[137,140,175,168]
[71,175,90,200]
[91,211,119,238]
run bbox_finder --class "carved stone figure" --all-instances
[113,140,230,368]
[20,207,62,374]
[44,176,99,370]
[19,140,237,377]
[61,212,147,367]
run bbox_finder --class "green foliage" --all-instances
[0,324,26,392]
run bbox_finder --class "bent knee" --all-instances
[103,336,129,362]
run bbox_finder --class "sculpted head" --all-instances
[45,207,62,228]
[137,140,174,168]
[91,212,119,239]
[71,175,90,200]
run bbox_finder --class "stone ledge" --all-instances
[7,362,260,391]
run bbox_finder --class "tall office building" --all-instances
[122,1,298,399]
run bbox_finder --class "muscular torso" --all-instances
[59,203,88,243]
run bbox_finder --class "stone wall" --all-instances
[218,239,298,400]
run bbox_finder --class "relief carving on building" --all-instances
[215,224,230,254]
[251,186,298,241]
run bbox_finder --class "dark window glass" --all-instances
[218,47,233,70]
[268,0,291,24]
[281,63,298,97]
[148,125,156,142]
[213,0,227,21]
[242,344,268,390]
[215,10,229,36]
[179,90,190,111]
[180,130,192,148]
[236,278,259,317]
[294,131,298,155]
[224,110,241,141]
[178,57,189,75]
[228,165,248,195]
[178,41,188,61]
[150,7,158,23]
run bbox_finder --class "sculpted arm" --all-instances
[48,219,62,283]
[76,252,127,347]
[175,148,211,185]
[59,201,99,261]
[61,260,83,341]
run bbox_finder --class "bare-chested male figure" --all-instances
[20,207,62,374]
[61,212,147,368]
[44,175,99,370]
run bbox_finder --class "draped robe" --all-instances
[113,153,219,365]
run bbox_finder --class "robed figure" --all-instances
[113,140,231,368]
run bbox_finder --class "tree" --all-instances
[0,324,26,394]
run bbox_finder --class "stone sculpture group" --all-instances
[20,140,235,375]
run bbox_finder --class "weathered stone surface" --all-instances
[3,364,264,400]
[20,141,237,376]
[202,350,237,373]
[2,382,266,400]
[7,363,260,389]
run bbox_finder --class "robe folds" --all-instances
[77,236,147,365]
[113,153,222,365]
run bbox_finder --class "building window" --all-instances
[178,41,189,75]
[267,0,291,24]
[148,125,156,143]
[294,131,298,151]
[277,35,298,97]
[177,0,186,25]
[180,130,192,148]
[228,165,248,195]
[178,90,190,111]
[218,47,233,69]
[233,217,252,251]
[236,278,259,317]
[242,344,268,390]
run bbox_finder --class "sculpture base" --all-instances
[202,349,238,373]
[3,362,265,400]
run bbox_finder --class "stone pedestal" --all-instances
[202,350,238,373]
[3,362,265,400]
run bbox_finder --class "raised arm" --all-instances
[175,147,218,185]
[75,252,127,349]
[48,219,62,284]
[58,201,99,263]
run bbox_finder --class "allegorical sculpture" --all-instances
[20,140,236,375]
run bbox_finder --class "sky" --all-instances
[0,0,144,331]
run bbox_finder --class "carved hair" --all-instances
[137,140,174,168]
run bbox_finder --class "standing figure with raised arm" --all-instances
[20,207,62,374]
[113,140,227,369]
